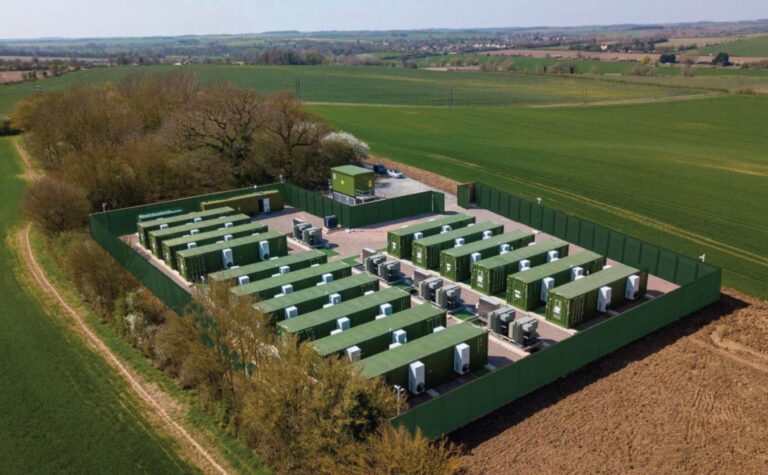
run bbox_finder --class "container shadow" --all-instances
[449,292,749,450]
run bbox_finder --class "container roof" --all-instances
[312,304,445,356]
[176,230,283,257]
[331,165,374,176]
[209,250,326,281]
[257,273,378,314]
[204,190,279,204]
[354,322,486,379]
[441,230,533,258]
[509,250,604,283]
[414,221,502,247]
[163,221,266,247]
[278,287,410,334]
[389,214,474,237]
[475,239,568,269]
[231,261,352,296]
[138,206,233,228]
[149,214,251,238]
[549,263,640,299]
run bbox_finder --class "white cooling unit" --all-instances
[319,273,333,284]
[222,248,234,268]
[345,346,361,362]
[470,252,482,264]
[413,231,424,240]
[258,241,270,260]
[440,225,452,234]
[408,361,426,394]
[626,275,640,300]
[454,237,465,247]
[336,317,350,331]
[499,244,511,254]
[454,343,470,375]
[392,329,407,345]
[190,229,199,235]
[279,265,290,275]
[597,286,612,312]
[541,277,555,302]
[281,284,294,295]
[159,223,169,230]
[571,266,584,280]
[329,293,342,305]
[224,234,233,241]
[284,306,298,319]
[519,259,531,272]
[482,230,493,239]
[224,222,234,228]
[547,250,559,262]
[237,276,250,286]
[187,242,197,249]
[379,303,393,317]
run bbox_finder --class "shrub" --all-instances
[20,176,91,234]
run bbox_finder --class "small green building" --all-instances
[331,165,374,198]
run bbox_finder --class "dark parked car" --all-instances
[373,164,388,175]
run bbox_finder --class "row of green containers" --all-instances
[201,189,284,215]
[277,287,412,341]
[545,263,648,328]
[208,250,327,284]
[354,322,488,391]
[148,213,251,257]
[412,221,504,269]
[312,304,446,359]
[471,239,570,295]
[439,230,535,282]
[230,261,353,300]
[387,214,476,259]
[176,231,288,281]
[162,221,268,270]
[506,251,606,310]
[137,206,235,247]
[256,273,380,322]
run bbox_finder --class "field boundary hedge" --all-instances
[389,182,721,438]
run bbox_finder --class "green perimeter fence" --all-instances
[390,182,721,438]
[89,182,444,312]
[90,179,720,440]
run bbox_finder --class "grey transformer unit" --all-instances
[489,307,540,350]
[365,253,402,283]
[435,285,462,310]
[418,276,444,303]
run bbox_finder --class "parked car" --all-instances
[387,168,404,179]
[373,164,388,175]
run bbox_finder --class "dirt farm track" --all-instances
[455,288,768,474]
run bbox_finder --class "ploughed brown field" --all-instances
[0,71,27,84]
[453,288,768,474]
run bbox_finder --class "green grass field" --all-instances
[0,138,192,472]
[310,95,768,299]
[696,34,768,56]
[0,64,701,115]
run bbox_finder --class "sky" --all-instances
[2,0,766,39]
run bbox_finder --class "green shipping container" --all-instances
[545,263,649,328]
[136,207,234,248]
[439,230,535,282]
[201,189,284,215]
[176,231,287,281]
[412,221,504,270]
[150,214,252,258]
[471,239,570,296]
[278,287,412,342]
[312,304,446,359]
[230,261,353,300]
[207,250,327,284]
[506,251,606,310]
[162,222,269,270]
[331,165,374,198]
[354,322,488,392]
[387,214,476,259]
[255,273,379,321]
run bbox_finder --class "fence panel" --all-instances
[457,183,471,209]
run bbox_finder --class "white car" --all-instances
[387,168,404,178]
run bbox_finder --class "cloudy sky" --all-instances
[3,0,765,39]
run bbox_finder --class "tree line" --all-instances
[14,71,363,233]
